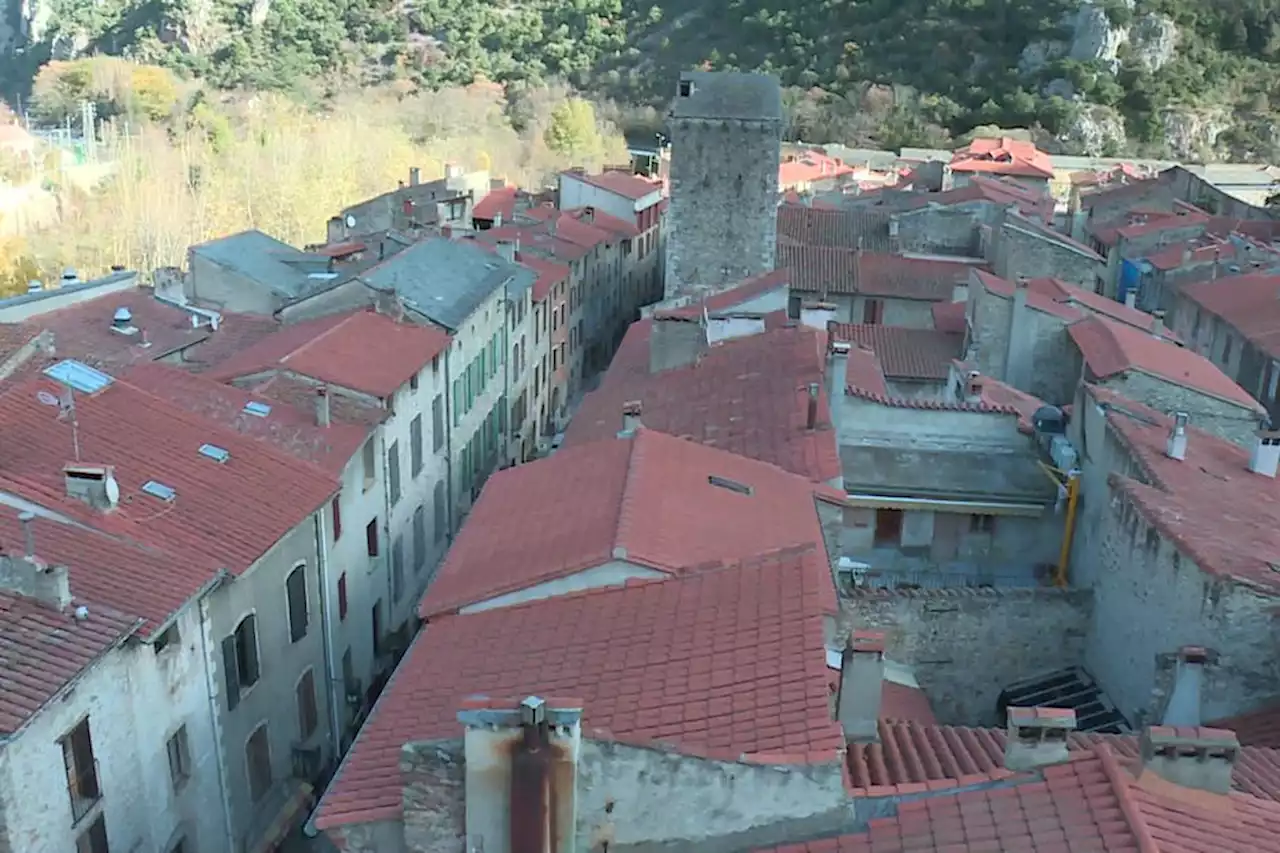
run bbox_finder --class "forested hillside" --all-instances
[12,0,1280,157]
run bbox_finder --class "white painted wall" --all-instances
[505,283,539,462]
[0,602,229,853]
[447,286,508,516]
[558,174,663,221]
[458,561,667,614]
[706,316,766,344]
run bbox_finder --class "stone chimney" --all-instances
[1004,707,1076,771]
[315,387,332,428]
[496,239,518,264]
[1161,646,1211,726]
[1248,429,1280,477]
[409,167,421,186]
[64,465,120,511]
[1151,310,1167,339]
[1124,290,1137,309]
[328,216,347,245]
[0,512,72,610]
[964,371,984,404]
[648,316,708,374]
[1139,726,1239,794]
[618,400,642,438]
[800,301,836,331]
[1003,276,1030,389]
[453,696,582,853]
[836,630,885,742]
[582,206,595,223]
[1166,412,1189,460]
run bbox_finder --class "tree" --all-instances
[544,98,605,162]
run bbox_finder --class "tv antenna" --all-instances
[38,386,80,461]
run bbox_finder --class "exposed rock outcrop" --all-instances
[1057,102,1128,156]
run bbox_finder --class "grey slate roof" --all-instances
[359,238,535,332]
[841,445,1057,504]
[190,230,332,298]
[0,270,136,313]
[671,71,783,122]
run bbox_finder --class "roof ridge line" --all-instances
[282,310,361,365]
[1095,742,1162,853]
[612,427,647,562]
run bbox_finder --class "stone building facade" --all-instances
[663,71,782,302]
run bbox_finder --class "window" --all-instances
[331,495,342,541]
[409,371,419,392]
[62,718,101,823]
[434,481,447,542]
[371,600,383,657]
[392,536,405,602]
[971,514,997,534]
[452,378,461,427]
[221,615,260,710]
[362,439,376,491]
[296,670,318,740]
[245,724,272,804]
[169,838,189,853]
[413,505,427,573]
[873,509,904,547]
[75,814,108,853]
[388,440,401,505]
[432,395,444,451]
[153,622,179,653]
[366,519,379,557]
[167,726,191,791]
[286,564,308,643]
[863,299,884,325]
[337,573,348,621]
[410,415,424,476]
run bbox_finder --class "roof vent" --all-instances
[1166,412,1189,460]
[112,306,138,336]
[198,444,230,464]
[141,480,177,502]
[707,475,752,496]
[243,401,272,418]
[1248,429,1280,478]
[64,465,120,510]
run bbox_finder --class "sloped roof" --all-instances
[419,428,842,617]
[562,169,662,202]
[1182,272,1280,360]
[190,230,324,298]
[829,324,963,380]
[781,246,975,299]
[948,137,1054,179]
[315,546,843,829]
[652,269,790,319]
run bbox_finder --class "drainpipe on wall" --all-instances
[313,509,343,767]
[444,345,456,547]
[197,588,237,852]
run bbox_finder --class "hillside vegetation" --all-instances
[13,0,1280,158]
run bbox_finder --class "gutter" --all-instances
[313,509,343,772]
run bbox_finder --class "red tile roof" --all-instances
[1182,272,1280,360]
[473,185,518,221]
[560,206,641,239]
[518,205,629,247]
[1069,315,1259,410]
[207,308,449,398]
[931,301,967,333]
[0,373,338,578]
[564,321,840,482]
[475,223,593,262]
[517,253,570,302]
[0,288,211,381]
[653,269,790,319]
[781,246,976,299]
[829,325,963,381]
[896,175,1054,221]
[563,169,662,203]
[1091,385,1280,592]
[122,363,381,477]
[778,152,857,189]
[316,546,844,829]
[420,428,842,617]
[972,371,1046,434]
[178,310,282,373]
[840,346,890,397]
[0,584,138,734]
[781,190,839,210]
[0,488,220,638]
[972,269,1082,322]
[1015,275,1180,339]
[776,205,892,251]
[949,137,1055,179]
[1211,703,1280,749]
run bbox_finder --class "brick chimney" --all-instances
[618,400,642,438]
[1161,646,1211,726]
[0,512,72,610]
[1248,428,1280,477]
[1166,412,1189,461]
[1004,707,1076,771]
[836,630,885,742]
[455,696,582,853]
[1139,726,1239,794]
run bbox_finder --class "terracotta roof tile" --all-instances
[420,428,841,616]
[0,324,37,366]
[178,310,282,373]
[0,373,337,578]
[841,346,889,397]
[1210,703,1280,749]
[776,205,893,252]
[1069,315,1260,410]
[653,269,790,319]
[474,223,592,262]
[316,547,844,829]
[781,190,839,210]
[207,308,450,398]
[0,584,138,734]
[782,246,976,299]
[563,169,663,202]
[0,491,218,638]
[778,152,857,188]
[894,176,1055,221]
[829,324,963,380]
[972,372,1046,434]
[1182,272,1280,360]
[948,137,1055,179]
[560,206,641,239]
[473,186,518,220]
[122,363,381,476]
[1026,277,1180,339]
[564,321,840,482]
[931,301,967,333]
[973,269,1084,321]
[1089,385,1280,592]
[519,205,631,245]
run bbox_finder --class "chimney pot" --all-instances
[1124,290,1137,309]
[837,629,885,742]
[1151,309,1167,338]
[409,166,421,186]
[806,382,820,429]
[315,386,332,428]
[619,400,643,437]
[1140,726,1239,794]
[1166,412,1189,461]
[1004,706,1076,771]
[1248,429,1280,477]
[2,512,72,610]
[1162,645,1212,727]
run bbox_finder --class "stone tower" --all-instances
[663,70,783,303]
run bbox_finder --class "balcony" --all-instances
[66,760,101,824]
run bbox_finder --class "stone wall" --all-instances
[967,283,1079,405]
[837,587,1093,726]
[894,207,980,256]
[1097,370,1259,449]
[664,117,781,301]
[992,223,1102,290]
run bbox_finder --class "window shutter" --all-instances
[221,636,240,711]
[287,568,308,643]
[240,618,260,684]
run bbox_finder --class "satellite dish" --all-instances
[344,214,356,229]
[36,390,59,407]
[104,472,120,507]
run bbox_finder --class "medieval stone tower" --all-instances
[663,70,783,302]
